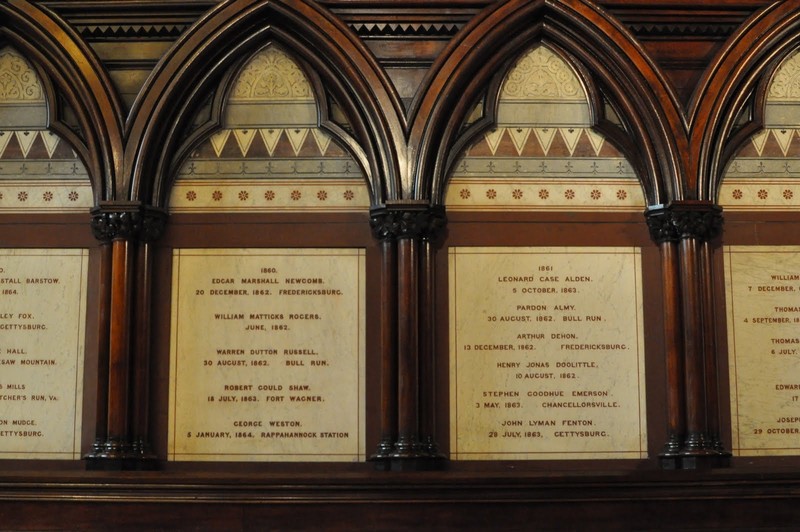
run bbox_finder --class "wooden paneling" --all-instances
[4,0,800,528]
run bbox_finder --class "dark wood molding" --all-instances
[39,0,217,42]
[7,0,800,525]
[4,468,800,529]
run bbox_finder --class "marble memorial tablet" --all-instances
[168,248,365,461]
[449,247,647,460]
[0,249,88,459]
[725,246,800,456]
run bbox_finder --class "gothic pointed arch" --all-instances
[691,2,800,202]
[0,0,124,204]
[411,0,685,207]
[126,0,404,209]
[0,45,92,212]
[717,47,800,210]
[444,42,645,212]
[167,43,371,213]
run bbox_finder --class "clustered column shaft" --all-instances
[369,202,446,471]
[85,202,166,470]
[647,201,729,469]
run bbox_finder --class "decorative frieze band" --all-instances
[348,22,462,38]
[78,25,187,40]
[627,23,738,39]
[370,203,447,241]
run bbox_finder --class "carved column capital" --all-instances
[670,201,723,241]
[370,202,447,241]
[140,207,168,243]
[91,203,168,243]
[645,202,723,244]
[645,206,680,244]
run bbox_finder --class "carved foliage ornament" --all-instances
[229,46,313,102]
[139,208,168,243]
[91,208,167,242]
[501,46,583,101]
[0,48,44,102]
[645,209,681,244]
[646,205,723,243]
[370,206,447,241]
[768,49,800,102]
[671,208,723,241]
[91,210,141,242]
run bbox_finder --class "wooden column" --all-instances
[648,203,728,469]
[396,235,419,457]
[130,208,166,465]
[419,233,438,456]
[86,203,162,470]
[679,235,709,458]
[369,203,446,471]
[90,241,113,459]
[671,201,727,469]
[646,207,685,469]
[700,239,729,463]
[372,236,398,460]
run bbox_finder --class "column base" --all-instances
[370,454,447,472]
[369,437,446,471]
[84,438,159,471]
[678,451,730,470]
[85,456,159,471]
[660,450,732,470]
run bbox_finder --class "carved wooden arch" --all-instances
[160,41,370,211]
[440,40,637,191]
[410,0,685,207]
[0,41,90,180]
[0,0,124,204]
[691,2,800,202]
[126,0,405,208]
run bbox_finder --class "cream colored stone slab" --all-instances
[449,247,646,460]
[0,249,87,459]
[168,248,365,461]
[725,246,800,456]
